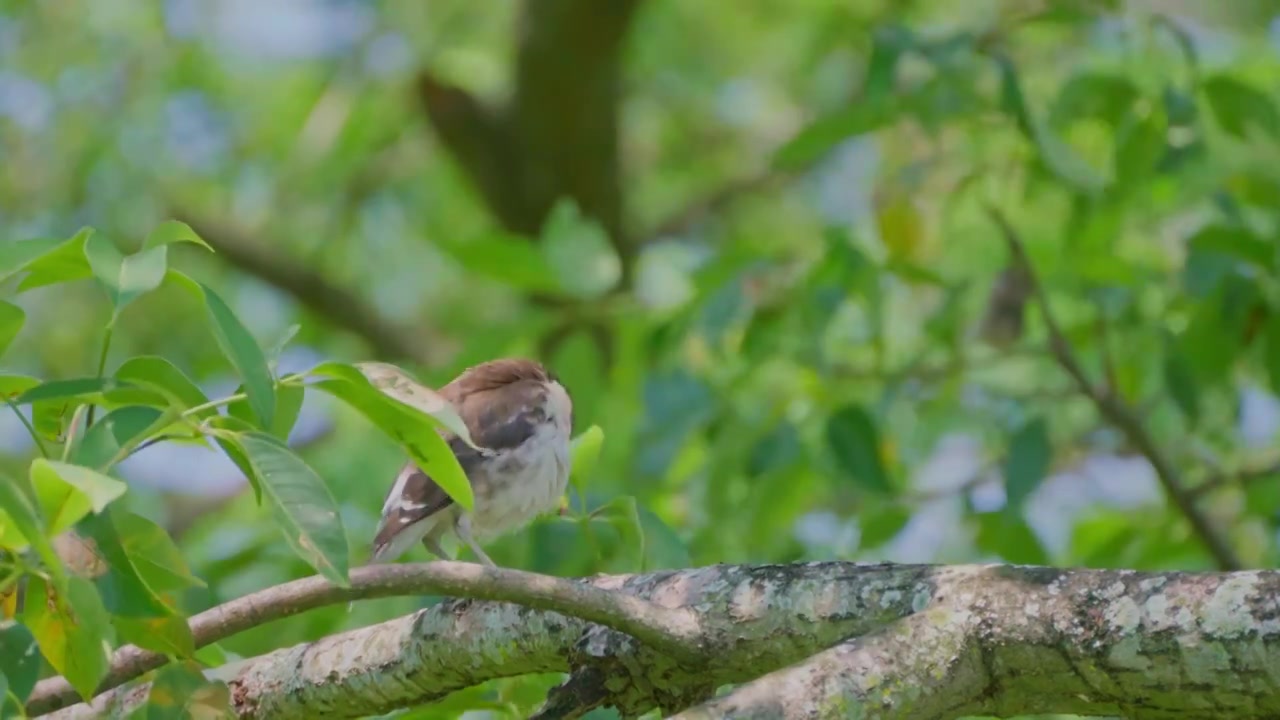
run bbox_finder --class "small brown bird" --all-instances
[369,358,573,566]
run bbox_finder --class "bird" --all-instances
[369,357,573,567]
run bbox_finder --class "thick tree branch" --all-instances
[25,561,703,717]
[40,562,1280,720]
[985,206,1243,571]
[169,207,436,365]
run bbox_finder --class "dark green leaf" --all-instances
[1203,74,1280,140]
[1178,274,1257,382]
[72,406,167,470]
[0,475,57,571]
[142,220,213,252]
[773,103,896,169]
[996,54,1106,192]
[1049,72,1140,127]
[859,503,911,549]
[83,235,169,314]
[21,575,112,701]
[826,405,892,494]
[171,275,274,430]
[307,362,475,510]
[0,301,23,360]
[1114,112,1166,189]
[1187,225,1274,272]
[15,377,127,406]
[1264,314,1280,397]
[113,356,212,416]
[111,510,205,593]
[0,620,41,703]
[115,614,196,659]
[29,459,127,536]
[747,421,801,477]
[636,507,690,570]
[233,432,350,586]
[1163,337,1201,425]
[1003,417,1051,510]
[146,661,233,720]
[228,382,303,442]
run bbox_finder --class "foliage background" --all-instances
[7,0,1280,717]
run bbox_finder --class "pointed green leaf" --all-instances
[21,575,112,701]
[196,283,274,430]
[0,301,23,360]
[0,229,94,290]
[111,510,204,593]
[307,362,474,510]
[1003,416,1052,510]
[1203,74,1280,140]
[0,375,39,400]
[976,511,1049,565]
[79,509,176,620]
[233,432,349,586]
[0,620,41,704]
[0,475,56,568]
[83,235,170,313]
[264,324,300,375]
[15,377,123,406]
[143,220,213,252]
[29,460,127,536]
[826,405,892,494]
[1265,314,1280,397]
[227,382,303,441]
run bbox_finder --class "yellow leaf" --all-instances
[876,195,925,261]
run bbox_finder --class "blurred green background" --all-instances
[7,0,1280,716]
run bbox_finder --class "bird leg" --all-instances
[420,532,452,561]
[455,514,496,567]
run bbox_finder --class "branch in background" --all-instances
[168,208,437,366]
[26,561,704,717]
[1189,461,1280,500]
[985,205,1243,570]
[41,562,1280,719]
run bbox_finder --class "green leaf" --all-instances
[0,475,56,566]
[146,661,233,720]
[826,405,892,494]
[568,425,604,497]
[21,575,112,701]
[72,406,168,471]
[228,382,303,442]
[29,459,128,536]
[859,503,911,550]
[1187,225,1274,273]
[1163,338,1201,426]
[588,496,645,571]
[1203,74,1280,140]
[350,362,481,450]
[0,620,41,704]
[113,356,212,416]
[15,377,126,406]
[79,509,178,618]
[0,375,39,400]
[263,324,300,375]
[435,232,562,293]
[115,614,196,659]
[1265,314,1280,398]
[232,432,349,586]
[540,199,622,300]
[83,235,170,315]
[111,510,205,593]
[142,220,213,252]
[307,362,474,510]
[996,54,1107,193]
[0,301,23,361]
[172,275,274,430]
[1003,417,1051,510]
[0,229,94,290]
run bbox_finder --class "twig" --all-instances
[1189,461,1280,500]
[165,207,438,366]
[984,205,1242,570]
[25,561,706,717]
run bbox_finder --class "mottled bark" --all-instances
[35,562,1280,720]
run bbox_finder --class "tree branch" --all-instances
[984,205,1243,571]
[25,561,703,717]
[169,207,436,366]
[39,562,1280,720]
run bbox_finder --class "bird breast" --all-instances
[469,382,572,539]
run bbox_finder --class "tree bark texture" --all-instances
[39,561,1280,719]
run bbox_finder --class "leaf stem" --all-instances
[4,395,48,458]
[86,323,114,427]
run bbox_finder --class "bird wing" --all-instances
[370,380,549,559]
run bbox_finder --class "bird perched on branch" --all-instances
[369,358,573,566]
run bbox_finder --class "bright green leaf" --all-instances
[568,425,604,496]
[540,199,622,300]
[975,511,1049,565]
[29,459,128,536]
[83,235,170,314]
[143,220,213,252]
[113,356,212,417]
[1003,417,1052,510]
[859,503,911,550]
[0,229,94,290]
[0,301,23,361]
[1187,225,1274,273]
[112,510,205,593]
[233,432,350,586]
[0,476,57,570]
[21,575,112,701]
[0,619,41,704]
[1203,74,1280,140]
[228,382,304,442]
[0,375,40,400]
[826,405,892,494]
[307,362,474,510]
